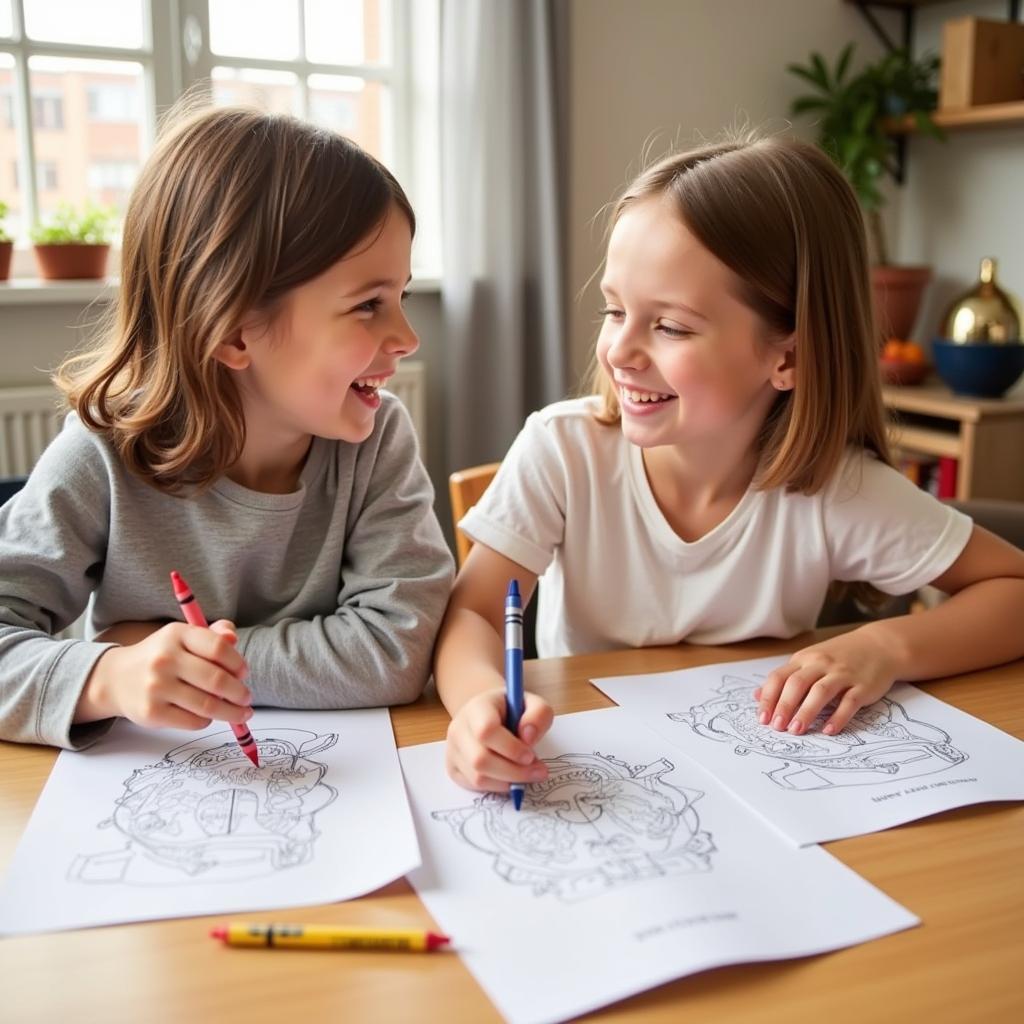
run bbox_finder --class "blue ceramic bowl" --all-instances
[931,339,1024,399]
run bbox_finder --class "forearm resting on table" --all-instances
[857,576,1024,682]
[434,605,506,715]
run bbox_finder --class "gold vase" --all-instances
[940,257,1021,344]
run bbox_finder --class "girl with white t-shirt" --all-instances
[434,135,1024,795]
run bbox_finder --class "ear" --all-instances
[769,335,797,392]
[212,332,251,371]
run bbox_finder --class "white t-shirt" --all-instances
[460,397,973,658]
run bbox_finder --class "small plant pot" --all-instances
[0,241,12,281]
[33,243,110,281]
[872,265,932,341]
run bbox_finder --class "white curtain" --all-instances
[440,0,568,472]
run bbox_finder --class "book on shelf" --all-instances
[898,454,958,499]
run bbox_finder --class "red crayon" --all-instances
[170,570,260,767]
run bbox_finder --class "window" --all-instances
[12,157,58,190]
[0,2,150,246]
[37,159,56,189]
[87,82,141,123]
[203,0,439,273]
[0,0,438,276]
[31,92,63,130]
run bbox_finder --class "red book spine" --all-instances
[937,456,958,500]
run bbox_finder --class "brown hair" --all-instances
[587,135,891,494]
[56,101,414,493]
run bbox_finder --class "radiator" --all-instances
[0,386,64,478]
[0,361,427,479]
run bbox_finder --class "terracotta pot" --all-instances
[0,241,12,281]
[33,243,110,281]
[871,265,932,340]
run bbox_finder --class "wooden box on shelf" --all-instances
[882,379,1024,501]
[940,17,1024,110]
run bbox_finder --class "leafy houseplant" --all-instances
[30,200,117,280]
[788,44,943,340]
[0,200,12,282]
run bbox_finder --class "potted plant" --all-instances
[30,200,116,280]
[788,44,944,342]
[0,201,12,282]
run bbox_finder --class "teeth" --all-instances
[355,376,387,389]
[621,387,672,403]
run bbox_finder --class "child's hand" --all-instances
[77,620,252,730]
[445,689,554,793]
[753,629,902,736]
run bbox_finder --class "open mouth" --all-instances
[350,375,388,408]
[619,386,676,410]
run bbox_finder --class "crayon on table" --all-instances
[210,923,451,951]
[169,570,260,768]
[505,578,525,811]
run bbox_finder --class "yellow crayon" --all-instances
[210,923,451,952]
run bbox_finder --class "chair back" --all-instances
[448,463,500,567]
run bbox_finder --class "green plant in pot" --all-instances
[0,200,12,282]
[788,44,943,343]
[30,200,117,281]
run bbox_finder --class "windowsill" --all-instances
[0,278,119,306]
[0,274,442,307]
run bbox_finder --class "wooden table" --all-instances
[1,630,1022,1023]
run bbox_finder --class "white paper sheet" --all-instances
[593,655,1024,846]
[0,709,420,936]
[400,707,916,1024]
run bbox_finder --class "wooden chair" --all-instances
[448,462,500,568]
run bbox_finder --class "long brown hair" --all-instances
[587,135,891,494]
[56,101,414,493]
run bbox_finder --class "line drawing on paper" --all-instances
[432,752,715,901]
[68,729,338,886]
[668,675,967,790]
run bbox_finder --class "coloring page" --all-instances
[400,707,916,1024]
[594,656,1024,845]
[0,709,419,935]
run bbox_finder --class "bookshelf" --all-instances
[882,380,1024,500]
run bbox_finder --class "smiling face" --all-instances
[595,197,791,453]
[230,203,417,446]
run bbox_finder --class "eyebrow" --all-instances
[343,275,413,297]
[600,282,708,322]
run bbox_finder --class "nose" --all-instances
[604,318,648,371]
[383,308,419,358]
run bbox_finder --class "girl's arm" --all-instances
[0,422,252,748]
[434,542,552,792]
[0,425,118,748]
[859,524,1024,676]
[229,402,455,708]
[758,525,1024,735]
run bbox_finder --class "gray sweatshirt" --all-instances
[0,392,454,749]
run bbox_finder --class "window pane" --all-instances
[212,67,300,116]
[28,56,145,225]
[24,0,144,49]
[0,2,13,39]
[305,0,390,67]
[209,0,299,61]
[308,74,388,161]
[0,52,27,241]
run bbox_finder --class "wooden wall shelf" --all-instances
[883,379,1024,500]
[884,101,1024,133]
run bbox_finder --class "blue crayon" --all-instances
[504,579,526,811]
